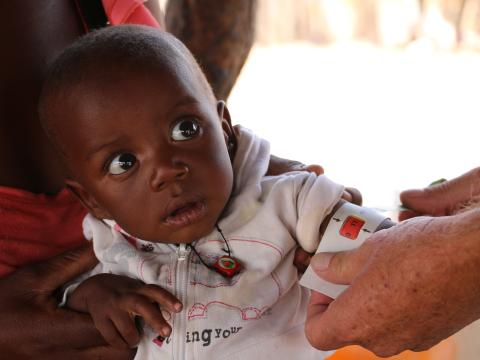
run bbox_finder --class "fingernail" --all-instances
[311,253,334,271]
[162,327,171,336]
[174,302,182,312]
[428,178,447,187]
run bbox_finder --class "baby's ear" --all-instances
[217,100,237,159]
[65,179,112,220]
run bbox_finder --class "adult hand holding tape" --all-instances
[299,201,394,298]
[303,169,480,357]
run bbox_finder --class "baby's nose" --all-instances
[150,162,189,191]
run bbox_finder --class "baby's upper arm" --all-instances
[294,173,344,253]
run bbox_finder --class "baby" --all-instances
[39,25,370,359]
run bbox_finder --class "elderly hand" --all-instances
[0,244,135,360]
[305,209,480,357]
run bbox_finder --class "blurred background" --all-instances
[229,0,480,214]
[164,0,480,212]
[164,1,480,359]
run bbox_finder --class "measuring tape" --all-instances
[299,201,389,298]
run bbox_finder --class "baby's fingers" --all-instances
[134,299,172,338]
[118,292,174,338]
[137,284,183,313]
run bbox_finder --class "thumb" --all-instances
[310,245,371,285]
[401,167,480,216]
[27,243,98,293]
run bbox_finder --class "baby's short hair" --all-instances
[39,25,215,153]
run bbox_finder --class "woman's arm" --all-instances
[0,244,135,359]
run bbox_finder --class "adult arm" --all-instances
[0,244,135,359]
[305,168,480,356]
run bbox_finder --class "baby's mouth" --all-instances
[164,201,206,227]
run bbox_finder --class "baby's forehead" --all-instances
[77,42,198,90]
[78,56,194,93]
[47,29,213,109]
[73,57,212,121]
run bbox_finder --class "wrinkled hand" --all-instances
[400,167,480,220]
[305,209,480,357]
[68,274,182,349]
[0,244,135,360]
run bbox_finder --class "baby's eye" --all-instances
[108,153,136,175]
[171,118,199,141]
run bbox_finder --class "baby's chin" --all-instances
[141,220,219,245]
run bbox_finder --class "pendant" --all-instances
[213,255,242,278]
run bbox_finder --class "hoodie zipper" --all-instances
[173,243,190,360]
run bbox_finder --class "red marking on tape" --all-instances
[340,216,365,240]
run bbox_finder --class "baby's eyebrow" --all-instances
[162,95,202,121]
[171,95,200,110]
[85,137,124,161]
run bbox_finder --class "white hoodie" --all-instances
[75,127,344,360]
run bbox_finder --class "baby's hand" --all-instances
[67,273,182,349]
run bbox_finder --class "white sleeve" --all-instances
[59,214,111,307]
[58,262,106,307]
[294,174,344,253]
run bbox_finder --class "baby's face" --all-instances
[57,63,234,244]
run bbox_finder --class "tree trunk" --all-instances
[166,0,257,100]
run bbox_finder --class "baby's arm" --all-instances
[294,174,395,296]
[319,199,395,238]
[67,274,182,349]
[299,197,396,298]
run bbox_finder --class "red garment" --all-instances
[0,187,87,277]
[102,0,161,28]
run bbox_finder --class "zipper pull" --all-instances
[177,243,189,260]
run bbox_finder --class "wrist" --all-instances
[319,199,346,238]
[66,277,98,313]
[319,200,394,239]
[449,208,480,276]
[303,201,391,298]
[441,208,480,252]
